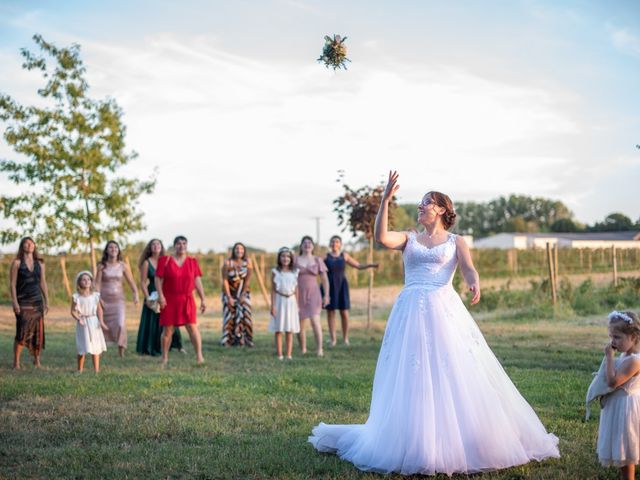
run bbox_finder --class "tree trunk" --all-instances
[367,236,374,329]
[89,239,97,276]
[83,195,97,275]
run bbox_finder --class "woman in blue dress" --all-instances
[323,235,377,347]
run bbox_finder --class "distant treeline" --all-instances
[393,195,639,238]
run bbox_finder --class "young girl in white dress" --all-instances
[598,310,640,480]
[71,271,108,373]
[309,171,559,475]
[268,247,299,360]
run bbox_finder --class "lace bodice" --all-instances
[402,232,457,289]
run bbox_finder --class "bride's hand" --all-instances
[469,284,481,305]
[382,170,400,202]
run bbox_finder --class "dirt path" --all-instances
[1,270,636,334]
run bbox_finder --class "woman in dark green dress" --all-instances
[136,239,183,356]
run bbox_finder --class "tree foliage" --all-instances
[0,34,155,258]
[589,213,635,232]
[333,179,397,240]
[451,194,574,237]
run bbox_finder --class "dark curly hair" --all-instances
[424,191,457,230]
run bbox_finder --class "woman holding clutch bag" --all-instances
[135,239,184,356]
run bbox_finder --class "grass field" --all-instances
[0,304,627,479]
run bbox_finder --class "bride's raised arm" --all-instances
[374,170,408,250]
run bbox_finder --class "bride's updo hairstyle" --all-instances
[425,191,457,230]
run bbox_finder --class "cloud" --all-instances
[609,25,640,57]
[0,32,607,251]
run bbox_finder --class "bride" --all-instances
[308,171,560,475]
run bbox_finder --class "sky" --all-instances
[0,0,639,252]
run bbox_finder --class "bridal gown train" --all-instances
[308,232,560,475]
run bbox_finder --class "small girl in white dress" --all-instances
[268,247,299,360]
[71,271,108,372]
[598,310,640,480]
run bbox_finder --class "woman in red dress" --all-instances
[155,235,206,365]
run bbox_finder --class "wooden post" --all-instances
[260,254,265,279]
[367,237,374,329]
[513,249,518,274]
[546,242,557,305]
[59,256,72,298]
[612,245,618,286]
[351,261,358,287]
[579,249,584,269]
[249,253,271,307]
[553,243,559,280]
[89,239,97,276]
[507,250,513,274]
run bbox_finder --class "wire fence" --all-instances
[1,246,639,305]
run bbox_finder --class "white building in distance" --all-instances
[473,231,640,250]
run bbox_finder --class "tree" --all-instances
[550,218,582,232]
[454,195,574,237]
[590,213,634,232]
[0,35,155,272]
[333,173,397,328]
[394,203,416,231]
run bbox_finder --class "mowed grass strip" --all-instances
[0,309,620,479]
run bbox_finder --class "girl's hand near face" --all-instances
[605,342,616,357]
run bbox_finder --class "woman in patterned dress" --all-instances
[10,237,49,369]
[95,240,139,358]
[220,242,254,347]
[136,239,184,356]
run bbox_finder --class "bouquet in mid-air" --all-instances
[318,34,350,70]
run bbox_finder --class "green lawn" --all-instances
[0,310,621,479]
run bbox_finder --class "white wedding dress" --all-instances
[308,232,560,475]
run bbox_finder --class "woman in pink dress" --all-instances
[294,235,330,357]
[95,240,139,358]
[156,235,206,365]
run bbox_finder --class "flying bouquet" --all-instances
[318,34,350,70]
